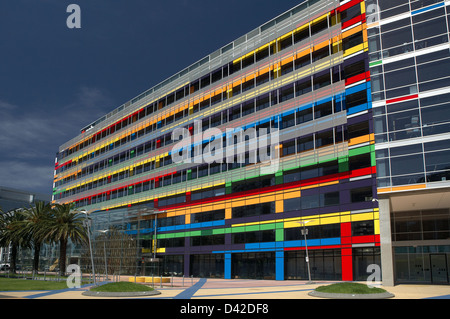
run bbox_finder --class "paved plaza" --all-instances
[0,277,449,300]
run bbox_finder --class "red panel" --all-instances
[386,94,418,104]
[342,14,366,30]
[341,248,353,281]
[338,0,363,12]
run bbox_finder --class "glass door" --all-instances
[430,254,448,284]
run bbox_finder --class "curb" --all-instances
[81,290,161,298]
[308,290,395,299]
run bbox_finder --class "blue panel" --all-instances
[345,82,367,96]
[276,251,284,281]
[411,2,444,15]
[320,237,341,246]
[347,103,369,115]
[224,253,231,279]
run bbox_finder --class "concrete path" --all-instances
[0,278,449,300]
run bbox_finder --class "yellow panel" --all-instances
[225,208,232,219]
[232,200,246,207]
[276,200,284,213]
[374,219,380,235]
[320,216,341,225]
[246,197,260,205]
[343,43,364,57]
[351,212,374,222]
[284,190,300,200]
[349,134,371,146]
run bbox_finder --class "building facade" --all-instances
[53,0,449,284]
[367,0,450,285]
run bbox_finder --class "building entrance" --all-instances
[430,254,449,284]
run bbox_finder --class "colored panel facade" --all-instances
[54,0,380,281]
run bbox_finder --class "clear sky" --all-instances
[0,0,303,196]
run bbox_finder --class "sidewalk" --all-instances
[0,278,449,299]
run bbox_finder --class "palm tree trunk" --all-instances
[59,239,67,276]
[9,244,17,274]
[33,242,41,272]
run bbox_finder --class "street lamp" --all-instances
[296,220,314,284]
[149,210,167,260]
[80,210,96,285]
[97,229,109,281]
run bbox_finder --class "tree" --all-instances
[0,208,30,274]
[15,201,53,272]
[44,203,88,276]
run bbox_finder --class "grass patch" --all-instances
[315,283,387,295]
[90,282,154,293]
[0,277,70,291]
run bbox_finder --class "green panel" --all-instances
[275,229,284,242]
[246,225,260,232]
[231,226,246,233]
[338,156,349,173]
[201,229,213,236]
[212,228,226,235]
[260,223,276,231]
[349,145,371,157]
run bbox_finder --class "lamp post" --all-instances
[296,220,314,284]
[80,210,96,285]
[97,229,109,281]
[143,209,166,277]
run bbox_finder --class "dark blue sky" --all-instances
[0,0,302,196]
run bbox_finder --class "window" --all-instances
[384,67,417,90]
[346,90,367,108]
[413,17,447,41]
[391,154,424,176]
[313,72,331,90]
[352,220,375,236]
[315,130,334,148]
[191,209,225,224]
[297,135,314,152]
[341,4,361,23]
[295,78,312,96]
[343,31,363,51]
[314,101,333,119]
[344,60,366,79]
[232,202,275,218]
[350,187,373,203]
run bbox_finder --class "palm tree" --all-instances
[0,208,30,274]
[43,203,88,276]
[15,201,52,273]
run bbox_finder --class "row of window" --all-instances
[371,50,450,102]
[56,55,367,188]
[59,3,365,163]
[155,220,376,249]
[63,116,371,205]
[63,120,371,205]
[368,2,450,62]
[373,95,450,144]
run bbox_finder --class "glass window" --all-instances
[425,150,450,172]
[421,105,450,126]
[388,109,421,131]
[417,58,450,82]
[413,17,448,40]
[381,27,413,49]
[384,67,417,90]
[391,154,424,176]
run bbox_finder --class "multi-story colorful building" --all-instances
[53,0,411,283]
